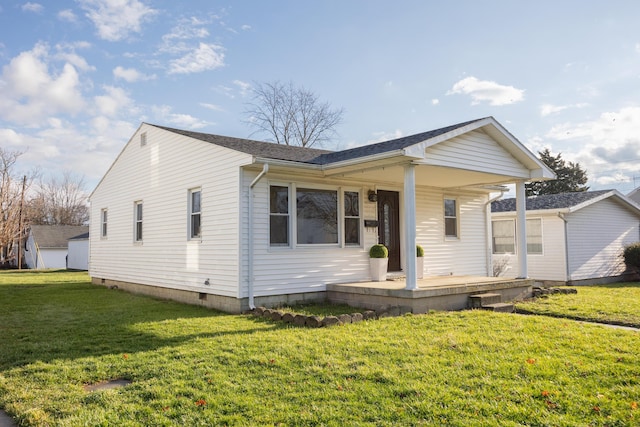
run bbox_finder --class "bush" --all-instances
[416,245,424,257]
[369,244,388,258]
[623,242,640,269]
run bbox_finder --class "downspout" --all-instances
[485,189,507,276]
[558,212,570,283]
[248,163,269,310]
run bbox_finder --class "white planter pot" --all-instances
[369,258,388,282]
[417,257,424,279]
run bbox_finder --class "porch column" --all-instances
[515,180,528,278]
[404,163,418,290]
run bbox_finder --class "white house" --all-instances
[89,117,554,313]
[23,225,89,269]
[67,231,89,270]
[491,190,640,285]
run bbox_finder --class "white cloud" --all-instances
[78,0,157,42]
[0,43,85,126]
[199,102,224,112]
[241,24,251,31]
[233,80,251,96]
[162,17,210,44]
[447,76,525,106]
[22,2,43,13]
[367,129,404,144]
[93,86,135,117]
[57,9,77,22]
[168,42,225,74]
[113,66,155,82]
[540,103,588,117]
[152,105,210,129]
[545,107,640,188]
[431,98,440,106]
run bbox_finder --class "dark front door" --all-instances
[377,190,401,271]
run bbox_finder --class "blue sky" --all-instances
[2,1,640,193]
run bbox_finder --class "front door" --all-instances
[377,190,401,271]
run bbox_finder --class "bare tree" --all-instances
[243,81,344,148]
[0,148,35,264]
[28,171,89,226]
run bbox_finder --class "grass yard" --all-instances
[0,271,639,426]
[516,283,640,328]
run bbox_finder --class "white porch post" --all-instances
[404,163,418,290]
[515,180,528,278]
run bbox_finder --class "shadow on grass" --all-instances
[0,277,276,370]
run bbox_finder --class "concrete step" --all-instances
[469,293,502,309]
[481,302,514,313]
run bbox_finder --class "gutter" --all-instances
[247,163,269,310]
[485,188,507,276]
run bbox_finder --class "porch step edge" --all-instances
[469,292,502,308]
[480,302,514,313]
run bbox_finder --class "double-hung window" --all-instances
[270,186,290,246]
[344,191,360,245]
[526,218,543,254]
[189,189,201,239]
[444,198,458,238]
[492,220,515,254]
[134,201,143,242]
[100,208,108,238]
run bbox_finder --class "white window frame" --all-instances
[189,188,202,240]
[100,208,108,238]
[134,201,143,243]
[269,183,362,249]
[444,197,459,239]
[492,219,515,254]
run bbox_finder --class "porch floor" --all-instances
[327,275,533,314]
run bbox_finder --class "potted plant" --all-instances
[416,244,424,279]
[369,244,388,282]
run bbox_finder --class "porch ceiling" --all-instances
[330,163,523,189]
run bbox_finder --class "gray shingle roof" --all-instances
[29,225,90,248]
[491,190,612,213]
[150,118,486,165]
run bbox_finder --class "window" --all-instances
[189,189,201,239]
[492,220,515,254]
[297,188,338,244]
[140,132,147,146]
[134,201,143,242]
[444,198,458,238]
[491,218,543,255]
[270,186,289,246]
[526,218,543,254]
[344,191,360,245]
[100,209,108,238]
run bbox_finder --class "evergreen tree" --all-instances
[526,148,589,196]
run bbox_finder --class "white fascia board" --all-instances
[568,190,640,216]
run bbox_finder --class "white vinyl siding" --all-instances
[424,129,529,178]
[90,124,251,298]
[566,198,639,281]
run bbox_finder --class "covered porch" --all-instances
[327,275,534,314]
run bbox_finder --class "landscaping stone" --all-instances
[254,307,266,316]
[322,316,342,327]
[399,306,413,315]
[306,316,323,328]
[350,313,364,323]
[262,309,273,318]
[362,310,377,320]
[293,314,307,326]
[387,306,401,317]
[337,314,352,324]
[282,313,295,323]
[270,310,284,321]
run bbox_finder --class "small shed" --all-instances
[68,232,89,271]
[24,225,89,269]
[491,190,640,285]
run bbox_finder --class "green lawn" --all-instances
[1,271,639,426]
[516,283,640,328]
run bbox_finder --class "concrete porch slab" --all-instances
[327,275,533,314]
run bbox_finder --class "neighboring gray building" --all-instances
[491,190,640,285]
[24,225,89,269]
[68,232,89,271]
